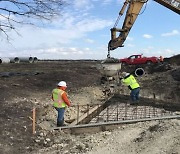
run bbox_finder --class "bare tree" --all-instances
[0,0,66,39]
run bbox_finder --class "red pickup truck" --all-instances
[120,54,161,65]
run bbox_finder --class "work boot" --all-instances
[61,123,67,126]
[130,100,137,105]
[130,102,136,105]
[128,100,134,105]
[57,121,64,127]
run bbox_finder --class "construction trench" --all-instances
[54,94,180,134]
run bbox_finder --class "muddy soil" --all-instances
[0,56,179,154]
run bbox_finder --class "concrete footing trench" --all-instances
[53,94,180,134]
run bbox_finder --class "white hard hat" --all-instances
[122,72,130,77]
[58,81,67,87]
[125,72,130,76]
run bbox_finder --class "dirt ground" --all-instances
[0,55,179,154]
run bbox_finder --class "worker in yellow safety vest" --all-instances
[120,72,140,105]
[52,81,71,127]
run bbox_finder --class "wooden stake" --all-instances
[32,108,36,134]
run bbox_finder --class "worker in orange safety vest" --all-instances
[52,81,71,127]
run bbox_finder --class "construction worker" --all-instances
[120,72,140,104]
[52,81,71,127]
[159,56,164,63]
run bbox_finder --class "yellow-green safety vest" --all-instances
[52,88,67,108]
[122,75,140,90]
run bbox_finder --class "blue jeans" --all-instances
[130,88,140,102]
[55,107,65,126]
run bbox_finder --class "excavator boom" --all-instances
[154,0,180,14]
[108,0,180,52]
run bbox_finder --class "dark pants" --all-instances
[130,88,140,102]
[55,107,65,126]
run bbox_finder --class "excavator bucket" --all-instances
[97,58,121,77]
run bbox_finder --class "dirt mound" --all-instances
[165,54,180,65]
[86,119,180,154]
[171,67,180,81]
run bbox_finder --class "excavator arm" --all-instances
[108,0,180,54]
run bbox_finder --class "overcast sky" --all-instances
[0,0,180,60]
